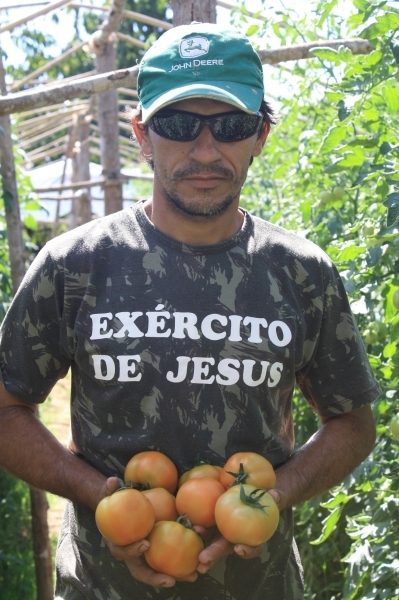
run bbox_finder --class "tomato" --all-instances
[215,484,279,546]
[175,477,225,528]
[220,452,276,490]
[142,487,178,523]
[145,520,204,579]
[389,414,399,441]
[178,464,222,488]
[124,450,178,494]
[95,488,155,546]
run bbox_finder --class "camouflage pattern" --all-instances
[0,201,380,599]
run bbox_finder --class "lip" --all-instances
[183,176,225,187]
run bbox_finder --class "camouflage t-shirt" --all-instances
[0,201,380,600]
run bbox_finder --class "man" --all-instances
[0,22,379,600]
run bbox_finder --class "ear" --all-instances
[252,122,270,157]
[132,115,152,155]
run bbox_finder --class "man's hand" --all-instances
[98,477,198,588]
[194,526,263,575]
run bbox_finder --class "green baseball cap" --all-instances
[137,23,265,123]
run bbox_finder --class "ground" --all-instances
[40,373,71,538]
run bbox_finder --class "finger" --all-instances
[125,555,176,588]
[104,538,150,561]
[192,525,217,540]
[197,534,234,574]
[106,476,124,495]
[268,488,283,510]
[234,543,263,559]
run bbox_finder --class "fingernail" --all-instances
[235,548,245,557]
[162,581,174,588]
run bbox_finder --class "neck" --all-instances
[143,197,245,245]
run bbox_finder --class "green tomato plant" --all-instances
[236,0,399,598]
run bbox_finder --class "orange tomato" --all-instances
[142,487,178,523]
[175,477,225,528]
[215,483,279,546]
[145,520,204,579]
[220,451,276,490]
[95,488,155,546]
[124,450,178,494]
[178,464,223,488]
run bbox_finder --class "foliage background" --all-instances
[1,0,399,598]
[239,1,399,598]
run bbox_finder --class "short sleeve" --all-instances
[296,261,381,417]
[0,246,72,403]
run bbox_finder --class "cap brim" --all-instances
[141,82,264,123]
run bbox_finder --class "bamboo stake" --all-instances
[216,0,268,20]
[16,104,89,130]
[0,0,73,34]
[19,120,72,147]
[116,31,146,49]
[11,40,87,91]
[16,100,88,119]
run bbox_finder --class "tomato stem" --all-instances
[226,463,248,486]
[239,484,269,513]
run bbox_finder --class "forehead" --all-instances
[164,98,243,115]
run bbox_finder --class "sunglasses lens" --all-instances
[212,114,261,141]
[149,111,262,142]
[150,112,200,141]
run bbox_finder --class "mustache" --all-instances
[171,163,235,181]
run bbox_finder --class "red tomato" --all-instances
[95,488,155,546]
[142,488,178,523]
[215,483,279,546]
[178,464,223,488]
[124,450,178,494]
[220,452,276,490]
[145,520,204,579]
[175,477,225,528]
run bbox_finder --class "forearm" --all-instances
[0,404,107,511]
[274,405,376,511]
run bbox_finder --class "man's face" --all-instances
[134,98,268,220]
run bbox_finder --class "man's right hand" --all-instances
[99,477,198,588]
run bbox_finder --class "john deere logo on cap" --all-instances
[180,36,209,58]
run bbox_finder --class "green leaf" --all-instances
[381,81,399,112]
[320,492,356,509]
[310,506,343,545]
[301,200,312,224]
[245,24,259,37]
[310,47,341,63]
[360,13,399,39]
[366,245,382,267]
[380,142,392,155]
[320,125,347,154]
[390,37,399,65]
[338,245,366,261]
[23,214,37,231]
[383,341,397,358]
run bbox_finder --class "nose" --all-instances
[188,124,222,163]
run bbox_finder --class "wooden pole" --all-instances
[0,47,54,600]
[170,0,217,24]
[90,0,126,215]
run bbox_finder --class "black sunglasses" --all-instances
[148,109,263,143]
